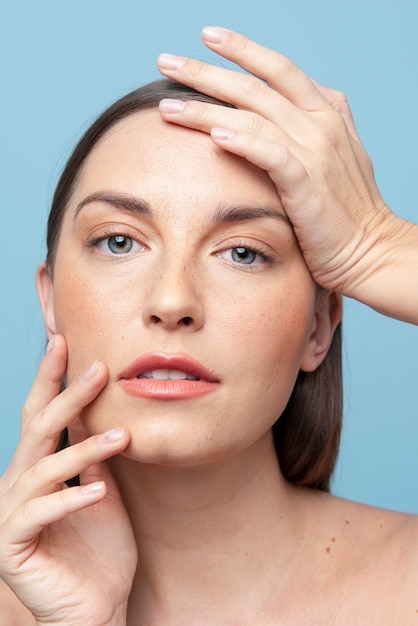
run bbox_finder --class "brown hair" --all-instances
[48,78,343,492]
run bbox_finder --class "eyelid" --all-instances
[84,226,148,255]
[215,239,276,267]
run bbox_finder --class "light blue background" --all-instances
[1,1,417,512]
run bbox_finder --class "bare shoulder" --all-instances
[316,493,418,622]
[322,493,418,568]
[0,580,35,625]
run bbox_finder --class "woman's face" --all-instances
[38,110,339,465]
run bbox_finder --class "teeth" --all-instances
[138,369,198,381]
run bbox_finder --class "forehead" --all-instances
[73,109,282,208]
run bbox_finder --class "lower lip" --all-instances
[118,378,220,400]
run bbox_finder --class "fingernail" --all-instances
[202,26,227,44]
[97,427,124,444]
[80,481,105,495]
[80,360,100,382]
[158,53,186,71]
[159,98,186,113]
[211,127,235,140]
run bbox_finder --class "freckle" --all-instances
[332,537,336,542]
[326,547,331,553]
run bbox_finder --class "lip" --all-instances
[117,352,220,400]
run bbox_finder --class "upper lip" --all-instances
[117,352,219,382]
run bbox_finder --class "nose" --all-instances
[141,263,204,332]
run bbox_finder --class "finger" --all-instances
[0,483,107,567]
[158,26,330,112]
[67,415,92,446]
[159,97,292,141]
[3,361,109,487]
[202,26,329,110]
[209,126,310,210]
[2,427,129,518]
[67,417,128,489]
[20,334,67,432]
[157,53,324,145]
[311,81,362,142]
[157,51,301,124]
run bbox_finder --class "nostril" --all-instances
[149,315,193,326]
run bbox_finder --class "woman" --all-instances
[0,27,417,625]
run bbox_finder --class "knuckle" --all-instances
[25,452,65,494]
[184,100,213,121]
[25,408,47,436]
[186,58,207,81]
[21,497,39,526]
[270,53,299,80]
[332,88,349,105]
[28,455,49,485]
[314,110,348,151]
[237,74,266,101]
[328,110,349,141]
[244,112,267,136]
[230,31,251,55]
[21,397,34,421]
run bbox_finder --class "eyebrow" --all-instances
[212,204,291,227]
[75,191,153,219]
[74,191,292,227]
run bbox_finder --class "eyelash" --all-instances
[84,230,144,255]
[84,231,276,268]
[217,241,276,267]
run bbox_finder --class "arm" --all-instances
[157,26,418,325]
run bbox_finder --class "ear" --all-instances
[36,261,57,338]
[300,291,342,373]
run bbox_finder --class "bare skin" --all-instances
[157,26,418,325]
[1,26,417,626]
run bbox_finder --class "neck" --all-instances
[110,433,311,623]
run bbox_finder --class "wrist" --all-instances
[350,215,418,324]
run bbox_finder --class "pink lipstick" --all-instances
[117,353,220,400]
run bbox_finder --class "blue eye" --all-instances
[231,247,256,264]
[85,232,146,257]
[107,235,133,254]
[218,246,268,266]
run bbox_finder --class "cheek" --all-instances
[220,278,315,359]
[53,275,125,380]
[214,296,314,424]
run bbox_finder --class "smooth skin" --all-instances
[1,26,417,626]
